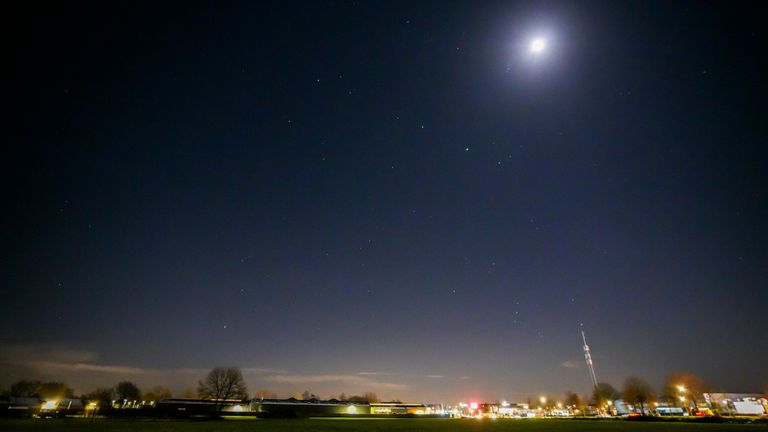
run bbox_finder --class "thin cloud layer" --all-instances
[0,343,404,396]
[266,374,406,390]
[561,360,581,369]
[0,343,286,394]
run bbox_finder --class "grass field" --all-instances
[2,418,768,432]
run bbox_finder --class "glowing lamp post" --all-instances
[676,385,697,414]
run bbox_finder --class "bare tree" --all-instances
[179,388,198,398]
[10,380,42,397]
[564,391,584,413]
[662,372,709,410]
[592,382,620,406]
[85,388,115,406]
[115,381,141,403]
[347,392,380,403]
[197,367,248,411]
[622,376,655,416]
[142,386,173,403]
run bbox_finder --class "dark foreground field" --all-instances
[2,418,768,432]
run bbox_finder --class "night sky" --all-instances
[4,1,767,402]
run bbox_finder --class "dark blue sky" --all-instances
[4,0,767,401]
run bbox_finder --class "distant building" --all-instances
[704,393,767,415]
[156,397,438,418]
[0,397,41,418]
[369,402,429,415]
[497,403,535,418]
[654,402,685,416]
[156,398,246,417]
[39,398,84,417]
[612,400,632,416]
[252,399,369,417]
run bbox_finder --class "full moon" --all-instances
[529,37,547,53]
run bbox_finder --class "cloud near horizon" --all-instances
[0,343,405,395]
[265,374,407,390]
[0,344,286,377]
[560,360,581,369]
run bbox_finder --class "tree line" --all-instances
[0,379,172,406]
[555,372,720,415]
[0,367,382,408]
[4,368,737,415]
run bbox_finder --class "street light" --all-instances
[676,384,696,414]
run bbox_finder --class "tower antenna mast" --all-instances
[582,330,598,389]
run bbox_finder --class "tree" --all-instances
[592,382,620,406]
[197,367,248,411]
[622,376,655,416]
[254,389,277,400]
[338,392,347,401]
[662,372,709,408]
[301,390,318,400]
[85,388,115,409]
[564,391,584,413]
[10,380,42,397]
[115,381,141,402]
[540,395,558,409]
[142,386,172,403]
[179,388,198,398]
[347,392,380,403]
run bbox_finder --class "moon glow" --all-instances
[529,37,547,53]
